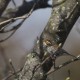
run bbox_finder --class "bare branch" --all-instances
[46,55,80,76]
[0,3,36,42]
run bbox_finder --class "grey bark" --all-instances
[15,0,80,80]
[0,0,80,80]
[16,53,44,80]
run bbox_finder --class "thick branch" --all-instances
[1,0,80,80]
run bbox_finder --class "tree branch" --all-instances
[46,55,80,75]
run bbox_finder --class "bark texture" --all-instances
[0,0,80,80]
[17,53,44,80]
[16,0,80,80]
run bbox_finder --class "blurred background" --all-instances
[0,0,80,80]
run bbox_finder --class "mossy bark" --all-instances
[16,0,80,80]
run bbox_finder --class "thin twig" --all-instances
[11,0,16,7]
[46,55,80,76]
[3,68,23,80]
[0,2,37,43]
[9,59,19,79]
[0,2,36,32]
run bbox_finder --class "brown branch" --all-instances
[0,3,36,43]
[0,9,34,26]
[46,55,80,76]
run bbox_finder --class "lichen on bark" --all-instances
[14,0,80,80]
[15,53,44,80]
